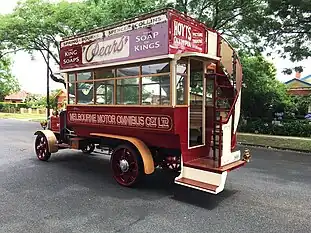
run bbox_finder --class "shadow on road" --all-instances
[30,149,238,210]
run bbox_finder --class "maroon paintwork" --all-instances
[56,9,241,168]
[65,105,214,164]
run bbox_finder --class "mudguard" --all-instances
[90,133,155,174]
[34,130,58,153]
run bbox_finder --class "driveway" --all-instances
[0,119,310,233]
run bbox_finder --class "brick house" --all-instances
[4,90,29,103]
[285,72,311,96]
[53,89,67,108]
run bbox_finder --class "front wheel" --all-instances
[110,144,144,187]
[35,134,51,161]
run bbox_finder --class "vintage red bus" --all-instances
[34,8,251,194]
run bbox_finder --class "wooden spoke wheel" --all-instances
[110,145,144,187]
[82,144,95,154]
[35,134,51,161]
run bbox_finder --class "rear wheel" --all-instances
[110,144,144,187]
[35,134,51,161]
[82,143,95,154]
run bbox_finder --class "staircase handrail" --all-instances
[218,35,243,125]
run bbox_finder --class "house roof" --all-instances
[284,78,311,86]
[301,74,311,81]
[4,90,29,100]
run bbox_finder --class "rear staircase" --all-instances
[175,36,245,194]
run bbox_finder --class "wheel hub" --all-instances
[119,159,129,172]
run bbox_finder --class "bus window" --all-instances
[117,77,139,105]
[68,73,76,104]
[117,66,139,77]
[176,61,187,105]
[94,68,115,79]
[142,75,170,105]
[76,82,94,104]
[95,80,114,104]
[142,62,169,75]
[76,71,94,104]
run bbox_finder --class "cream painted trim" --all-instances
[181,166,227,186]
[207,31,218,57]
[58,53,220,73]
[233,90,241,134]
[174,166,227,194]
[89,133,154,174]
[34,130,58,153]
[171,59,177,107]
[174,52,221,61]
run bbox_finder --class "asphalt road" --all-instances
[0,119,310,233]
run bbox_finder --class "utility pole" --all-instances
[46,43,50,119]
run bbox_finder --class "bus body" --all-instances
[34,8,251,194]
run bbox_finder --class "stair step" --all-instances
[175,177,218,193]
[184,157,246,173]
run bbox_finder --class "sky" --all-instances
[1,0,311,95]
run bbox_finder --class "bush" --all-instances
[0,102,28,112]
[238,119,311,137]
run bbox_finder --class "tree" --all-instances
[239,51,293,119]
[0,0,167,86]
[0,57,20,101]
[260,0,311,74]
[0,0,108,85]
[173,0,269,51]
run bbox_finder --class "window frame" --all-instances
[66,59,172,107]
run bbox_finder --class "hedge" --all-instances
[238,119,311,137]
[0,102,28,112]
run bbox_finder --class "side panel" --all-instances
[66,105,181,149]
[174,107,213,163]
[50,116,60,132]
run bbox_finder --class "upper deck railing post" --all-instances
[46,41,50,119]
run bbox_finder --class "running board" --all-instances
[174,165,227,194]
[175,177,219,194]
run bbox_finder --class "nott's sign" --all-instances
[82,36,129,64]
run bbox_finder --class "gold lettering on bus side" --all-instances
[67,112,172,131]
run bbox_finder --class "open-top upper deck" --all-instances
[59,8,220,72]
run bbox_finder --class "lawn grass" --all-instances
[237,133,311,152]
[0,112,46,122]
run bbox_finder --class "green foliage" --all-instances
[239,119,311,137]
[261,0,311,68]
[0,0,167,85]
[239,51,293,118]
[24,91,58,109]
[0,57,20,101]
[0,102,27,112]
